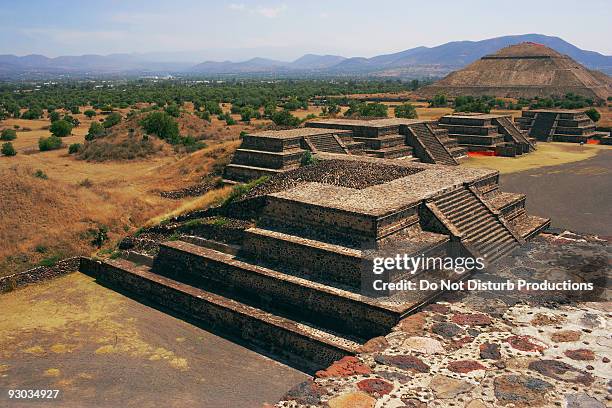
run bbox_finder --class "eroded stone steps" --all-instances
[354,134,405,150]
[431,188,520,263]
[262,195,420,245]
[153,240,403,340]
[231,148,305,169]
[365,145,413,159]
[81,257,359,372]
[304,134,346,154]
[406,123,457,166]
[223,164,290,183]
[241,227,364,288]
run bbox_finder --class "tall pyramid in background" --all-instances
[419,42,611,101]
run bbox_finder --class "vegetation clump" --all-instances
[0,129,17,141]
[345,101,388,118]
[49,119,73,137]
[39,135,63,151]
[140,111,179,141]
[394,103,418,119]
[584,107,600,122]
[1,142,16,156]
[103,112,122,128]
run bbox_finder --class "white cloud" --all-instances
[228,3,287,18]
[256,5,287,18]
[319,12,330,19]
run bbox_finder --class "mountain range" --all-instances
[1,34,610,79]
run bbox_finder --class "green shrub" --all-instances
[301,151,318,166]
[394,103,418,119]
[140,111,179,141]
[49,119,73,137]
[84,109,96,118]
[49,111,61,122]
[1,128,17,140]
[271,109,301,126]
[164,104,181,117]
[103,112,122,128]
[429,94,448,107]
[39,135,63,151]
[68,143,82,154]
[1,142,16,156]
[584,108,601,122]
[86,121,105,141]
[38,254,62,267]
[34,169,48,179]
[223,176,268,205]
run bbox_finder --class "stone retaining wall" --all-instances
[0,257,82,293]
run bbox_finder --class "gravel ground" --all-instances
[242,160,423,201]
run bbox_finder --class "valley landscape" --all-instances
[0,2,611,407]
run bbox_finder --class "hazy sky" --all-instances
[1,0,610,60]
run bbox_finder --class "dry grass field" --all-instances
[0,108,244,276]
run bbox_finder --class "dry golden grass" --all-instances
[463,142,611,174]
[0,110,242,276]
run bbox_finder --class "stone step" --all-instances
[453,207,490,227]
[441,199,484,219]
[434,189,471,207]
[262,194,420,244]
[153,241,403,340]
[365,145,413,159]
[231,148,304,169]
[81,257,359,372]
[463,218,500,240]
[483,240,520,263]
[241,227,364,289]
[354,134,405,150]
[223,164,287,183]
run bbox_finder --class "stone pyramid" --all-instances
[419,42,611,101]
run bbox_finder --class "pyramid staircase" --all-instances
[427,186,522,264]
[430,125,469,159]
[529,112,558,141]
[82,191,459,372]
[303,133,347,154]
[403,122,459,166]
[494,116,536,152]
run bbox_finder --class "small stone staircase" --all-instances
[495,116,535,151]
[530,112,558,141]
[304,134,346,154]
[405,123,458,166]
[429,187,521,263]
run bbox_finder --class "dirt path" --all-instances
[500,147,612,236]
[0,273,307,408]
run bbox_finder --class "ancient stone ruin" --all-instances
[437,113,536,156]
[515,109,609,143]
[81,153,549,372]
[419,42,611,101]
[223,119,469,183]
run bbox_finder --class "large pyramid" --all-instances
[419,42,611,101]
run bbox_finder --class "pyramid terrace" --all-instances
[437,113,536,156]
[82,152,550,371]
[515,108,610,143]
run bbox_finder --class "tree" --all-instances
[240,106,255,122]
[68,143,82,154]
[84,109,96,118]
[164,104,181,117]
[1,128,17,141]
[50,119,73,137]
[21,107,43,119]
[140,111,179,141]
[103,112,122,128]
[1,142,16,156]
[49,111,61,122]
[271,110,301,126]
[86,121,105,141]
[39,136,63,151]
[394,103,418,119]
[584,108,600,122]
[63,115,80,127]
[429,94,447,107]
[70,106,80,114]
